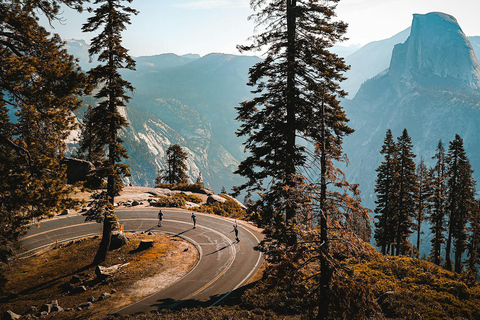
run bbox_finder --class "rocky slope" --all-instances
[67,44,259,193]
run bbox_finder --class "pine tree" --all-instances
[374,129,398,255]
[466,200,480,278]
[81,0,138,265]
[393,129,416,256]
[429,140,447,265]
[445,134,476,272]
[0,1,86,268]
[414,158,430,258]
[235,1,367,318]
[155,144,189,185]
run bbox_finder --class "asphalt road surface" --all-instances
[19,208,264,315]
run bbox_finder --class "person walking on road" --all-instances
[231,220,239,242]
[191,212,196,229]
[157,210,164,227]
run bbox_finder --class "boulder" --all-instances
[197,188,214,195]
[2,310,21,320]
[61,157,95,184]
[51,300,63,313]
[75,285,87,294]
[40,302,52,314]
[95,263,130,279]
[78,302,93,310]
[137,240,154,251]
[207,194,227,204]
[185,202,200,209]
[109,231,127,250]
[98,292,111,301]
[151,188,174,196]
[222,194,247,209]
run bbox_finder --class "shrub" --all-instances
[194,195,246,219]
[152,195,186,208]
[155,183,206,193]
[175,193,203,204]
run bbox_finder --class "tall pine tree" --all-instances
[466,200,480,278]
[81,0,138,265]
[429,140,447,265]
[445,134,476,272]
[393,129,416,256]
[235,1,371,318]
[374,129,398,255]
[414,158,430,258]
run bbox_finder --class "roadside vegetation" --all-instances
[194,195,247,220]
[0,233,197,319]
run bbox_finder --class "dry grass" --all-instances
[0,232,198,319]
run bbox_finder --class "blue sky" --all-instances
[45,0,480,57]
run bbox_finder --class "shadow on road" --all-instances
[170,229,191,238]
[142,281,260,313]
[204,243,232,256]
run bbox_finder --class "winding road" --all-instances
[19,208,264,315]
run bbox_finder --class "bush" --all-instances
[152,195,186,208]
[177,193,203,204]
[194,195,246,219]
[155,183,206,193]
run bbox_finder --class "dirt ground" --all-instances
[0,232,198,319]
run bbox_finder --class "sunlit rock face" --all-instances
[388,12,480,91]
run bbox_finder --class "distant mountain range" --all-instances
[65,11,480,224]
[66,42,260,193]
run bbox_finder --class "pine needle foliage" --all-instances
[235,1,372,318]
[0,0,87,277]
[80,0,138,265]
[374,129,398,255]
[155,144,189,185]
[445,134,476,273]
[429,140,447,266]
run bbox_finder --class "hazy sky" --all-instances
[45,0,480,57]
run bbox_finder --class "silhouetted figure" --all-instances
[231,221,239,242]
[157,210,164,227]
[191,212,196,228]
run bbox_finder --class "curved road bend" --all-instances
[19,208,264,314]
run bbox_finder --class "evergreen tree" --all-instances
[393,129,416,256]
[78,105,105,165]
[156,144,189,185]
[445,134,476,273]
[466,200,480,278]
[374,129,398,255]
[235,1,369,318]
[81,0,138,265]
[414,158,430,258]
[0,0,86,270]
[429,140,447,265]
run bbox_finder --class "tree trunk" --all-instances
[285,0,297,228]
[454,239,463,273]
[93,215,113,265]
[445,225,453,271]
[317,86,330,320]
